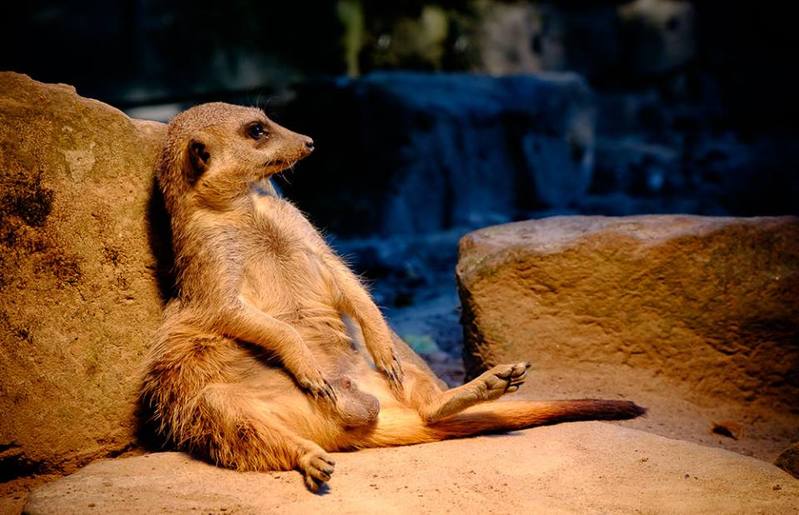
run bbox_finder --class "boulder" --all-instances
[278,71,595,236]
[24,422,799,514]
[456,215,799,413]
[0,73,439,481]
[0,72,167,478]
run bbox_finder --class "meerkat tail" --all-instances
[350,408,441,448]
[357,399,646,448]
[427,399,647,439]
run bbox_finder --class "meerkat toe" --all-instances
[311,455,336,475]
[491,364,515,380]
[508,363,529,385]
[304,474,323,492]
[308,465,332,483]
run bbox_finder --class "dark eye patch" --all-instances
[245,121,268,140]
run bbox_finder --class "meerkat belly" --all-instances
[240,246,351,355]
[242,196,354,360]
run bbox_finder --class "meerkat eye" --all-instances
[246,122,268,140]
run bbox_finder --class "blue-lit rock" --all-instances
[278,71,595,236]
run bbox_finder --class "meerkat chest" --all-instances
[249,194,318,255]
[244,195,340,305]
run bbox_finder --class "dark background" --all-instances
[4,0,798,382]
[3,1,798,221]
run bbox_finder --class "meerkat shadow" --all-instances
[136,176,178,452]
[146,175,178,303]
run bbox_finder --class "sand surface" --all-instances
[4,343,796,514]
[21,422,798,514]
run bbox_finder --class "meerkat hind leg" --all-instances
[419,362,530,424]
[196,384,337,492]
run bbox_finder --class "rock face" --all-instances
[24,422,799,514]
[278,71,595,236]
[457,215,799,412]
[0,73,439,482]
[0,72,167,478]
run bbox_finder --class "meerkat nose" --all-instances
[304,138,315,152]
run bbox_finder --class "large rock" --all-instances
[0,73,439,482]
[278,71,595,236]
[457,215,799,413]
[0,72,167,478]
[24,422,799,514]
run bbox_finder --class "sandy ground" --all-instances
[3,359,797,515]
[20,423,799,514]
[0,362,799,514]
[3,294,796,514]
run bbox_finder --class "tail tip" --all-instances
[625,401,648,419]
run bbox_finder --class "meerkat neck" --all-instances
[251,177,280,197]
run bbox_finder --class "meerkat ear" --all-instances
[187,139,210,180]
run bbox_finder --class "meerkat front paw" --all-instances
[299,449,336,492]
[373,348,405,395]
[295,369,337,402]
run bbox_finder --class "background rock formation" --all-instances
[278,72,595,237]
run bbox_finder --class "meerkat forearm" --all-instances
[322,255,404,389]
[213,298,336,399]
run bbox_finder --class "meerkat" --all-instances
[140,102,645,492]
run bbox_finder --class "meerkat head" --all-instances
[157,102,314,210]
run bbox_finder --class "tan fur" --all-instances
[141,102,645,492]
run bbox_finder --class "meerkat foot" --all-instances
[299,449,336,492]
[420,362,531,423]
[378,352,405,397]
[476,362,531,400]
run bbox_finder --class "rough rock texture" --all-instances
[24,422,799,514]
[0,72,167,478]
[0,73,439,482]
[457,215,799,413]
[278,71,595,236]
